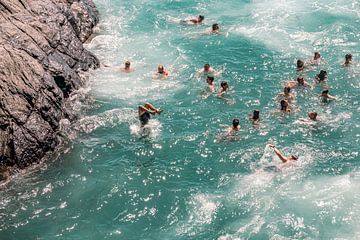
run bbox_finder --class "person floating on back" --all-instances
[138,103,163,127]
[153,65,169,80]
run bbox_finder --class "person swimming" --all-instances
[320,89,336,102]
[217,81,229,98]
[206,76,215,92]
[287,76,313,89]
[153,65,169,80]
[249,110,260,125]
[268,144,298,164]
[315,70,327,84]
[204,23,221,34]
[280,100,291,113]
[185,15,204,24]
[138,103,162,127]
[344,53,352,66]
[308,111,318,121]
[120,61,134,73]
[296,59,305,71]
[307,52,321,65]
[196,63,216,79]
[276,86,295,103]
[227,118,240,134]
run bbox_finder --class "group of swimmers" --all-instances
[114,15,354,166]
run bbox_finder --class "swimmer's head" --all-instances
[221,81,228,90]
[297,59,304,69]
[253,110,260,120]
[345,53,352,63]
[290,155,298,161]
[284,86,291,94]
[212,23,220,31]
[125,61,131,68]
[297,76,305,85]
[308,111,317,121]
[317,70,327,81]
[206,76,214,84]
[314,52,321,60]
[204,63,210,71]
[158,65,164,73]
[322,89,329,95]
[280,100,288,110]
[199,15,204,21]
[232,118,240,128]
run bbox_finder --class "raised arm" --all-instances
[268,144,288,163]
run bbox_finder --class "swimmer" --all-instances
[343,53,352,66]
[138,103,163,127]
[217,81,229,98]
[275,86,295,103]
[287,76,313,89]
[268,144,298,164]
[308,111,318,121]
[182,15,204,24]
[227,118,240,135]
[280,99,291,113]
[204,23,221,34]
[314,70,327,84]
[120,61,134,73]
[206,76,215,92]
[307,52,321,65]
[320,89,336,102]
[296,59,305,71]
[153,65,169,80]
[196,63,216,79]
[249,110,260,125]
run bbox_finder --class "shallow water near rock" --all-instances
[1,0,360,239]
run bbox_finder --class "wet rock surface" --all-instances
[0,0,99,173]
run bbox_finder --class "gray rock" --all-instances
[0,0,99,171]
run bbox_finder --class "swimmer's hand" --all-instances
[156,109,163,114]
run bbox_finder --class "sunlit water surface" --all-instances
[1,0,360,239]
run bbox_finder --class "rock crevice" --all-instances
[0,0,99,176]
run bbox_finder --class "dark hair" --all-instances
[345,54,352,60]
[284,86,291,93]
[317,70,327,81]
[322,89,329,94]
[291,155,298,160]
[314,52,321,59]
[212,23,219,31]
[232,118,240,127]
[253,110,260,120]
[297,59,304,68]
[204,63,210,68]
[207,76,214,82]
[125,61,130,66]
[297,76,304,83]
[280,100,288,110]
[199,15,204,20]
[221,81,228,88]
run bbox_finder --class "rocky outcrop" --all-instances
[0,0,99,175]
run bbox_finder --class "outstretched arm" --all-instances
[268,144,288,163]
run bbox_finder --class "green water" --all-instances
[1,0,360,239]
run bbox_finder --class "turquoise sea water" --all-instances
[1,0,360,239]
